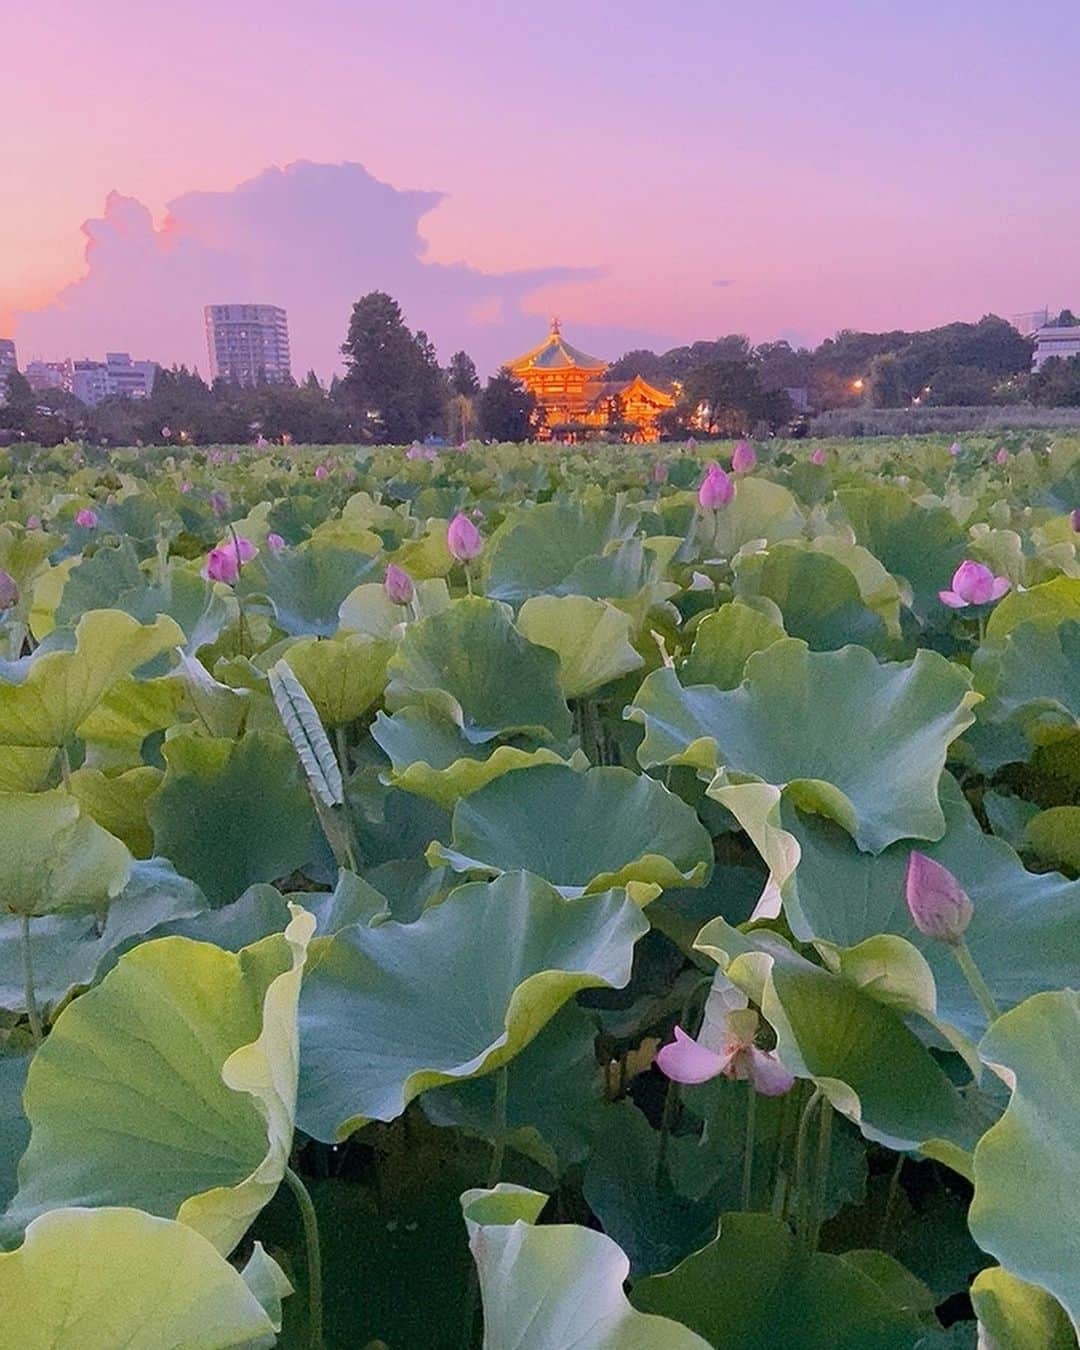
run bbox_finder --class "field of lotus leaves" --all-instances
[0,430,1078,1348]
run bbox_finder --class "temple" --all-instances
[506,320,676,442]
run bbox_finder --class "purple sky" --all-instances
[4,0,1079,375]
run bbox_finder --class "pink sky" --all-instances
[4,0,1079,373]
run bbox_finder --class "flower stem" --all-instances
[486,1064,509,1187]
[284,1164,324,1350]
[741,1086,757,1210]
[878,1152,905,1248]
[792,1087,822,1237]
[21,915,42,1045]
[808,1098,833,1252]
[954,937,1001,1023]
[464,564,473,597]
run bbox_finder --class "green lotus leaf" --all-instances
[121,566,238,657]
[387,518,454,578]
[631,640,977,851]
[696,918,982,1158]
[54,538,145,627]
[484,496,639,606]
[0,1048,30,1212]
[734,545,888,652]
[633,1211,935,1348]
[836,485,967,619]
[985,575,1080,642]
[971,1267,1075,1349]
[429,764,712,897]
[77,671,186,750]
[1025,806,1080,871]
[297,870,648,1139]
[4,906,314,1255]
[282,633,392,727]
[969,990,1080,1328]
[148,732,320,906]
[681,601,786,688]
[809,535,904,639]
[718,773,1080,1040]
[250,543,381,636]
[517,594,644,698]
[0,609,183,747]
[385,596,572,744]
[697,477,805,559]
[461,1183,710,1349]
[0,1207,283,1349]
[0,747,56,792]
[337,576,450,637]
[68,765,162,856]
[974,619,1080,730]
[0,789,131,918]
[372,705,576,809]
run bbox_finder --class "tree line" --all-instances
[2,296,1078,447]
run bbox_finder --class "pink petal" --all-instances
[746,1048,796,1096]
[656,1026,733,1085]
[939,590,967,608]
[989,576,1010,600]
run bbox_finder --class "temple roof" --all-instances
[508,319,607,373]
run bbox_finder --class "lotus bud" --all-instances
[180,481,193,493]
[447,512,483,562]
[0,570,18,611]
[995,447,1009,465]
[949,441,962,457]
[1072,508,1080,532]
[731,440,756,472]
[204,545,239,585]
[314,464,329,480]
[698,462,733,509]
[210,491,229,517]
[904,851,973,945]
[26,515,41,530]
[266,532,285,552]
[74,508,97,529]
[810,448,826,466]
[652,462,669,484]
[384,563,415,606]
[939,559,1010,608]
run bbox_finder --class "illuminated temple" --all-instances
[507,320,676,442]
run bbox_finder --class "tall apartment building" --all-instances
[70,353,157,406]
[25,360,72,393]
[0,339,16,397]
[204,304,291,385]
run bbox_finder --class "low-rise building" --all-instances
[70,352,157,406]
[25,360,71,393]
[1032,326,1080,370]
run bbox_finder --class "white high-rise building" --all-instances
[204,304,291,385]
[0,339,16,397]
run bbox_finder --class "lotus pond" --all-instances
[0,432,1078,1348]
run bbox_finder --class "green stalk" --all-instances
[741,1086,757,1210]
[792,1087,822,1238]
[464,564,473,597]
[21,914,42,1045]
[807,1098,833,1252]
[283,1166,323,1350]
[334,725,350,778]
[487,1065,509,1188]
[878,1152,906,1248]
[954,938,1001,1023]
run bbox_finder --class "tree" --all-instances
[682,360,787,434]
[479,368,536,441]
[446,350,480,397]
[1030,356,1080,406]
[606,349,665,382]
[340,292,446,443]
[924,365,997,406]
[0,371,35,432]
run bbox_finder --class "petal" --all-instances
[989,576,1011,600]
[656,1027,733,1085]
[746,1047,796,1096]
[939,591,967,608]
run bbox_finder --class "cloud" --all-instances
[14,160,671,377]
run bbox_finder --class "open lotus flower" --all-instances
[810,448,826,466]
[905,851,973,945]
[384,562,414,606]
[447,512,483,562]
[74,508,98,529]
[939,560,1010,608]
[656,974,794,1096]
[203,535,257,585]
[698,462,734,509]
[731,440,756,472]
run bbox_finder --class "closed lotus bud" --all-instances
[0,570,18,611]
[266,532,285,552]
[949,442,962,457]
[995,447,1009,465]
[698,462,733,509]
[447,512,483,562]
[384,563,414,606]
[1072,508,1080,532]
[810,448,826,466]
[904,851,973,945]
[74,508,98,529]
[314,464,329,480]
[731,440,756,472]
[652,462,669,484]
[26,515,41,530]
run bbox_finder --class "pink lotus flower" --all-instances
[698,462,734,509]
[939,560,1010,608]
[209,449,225,465]
[447,512,483,562]
[210,492,229,517]
[384,563,414,606]
[810,448,826,466]
[685,437,698,450]
[203,536,257,585]
[1071,508,1080,532]
[995,447,1009,465]
[731,440,756,472]
[180,481,193,493]
[74,508,98,529]
[652,462,669,484]
[0,570,18,611]
[25,516,41,531]
[905,851,973,946]
[266,532,285,552]
[314,464,329,481]
[657,993,794,1097]
[949,442,962,457]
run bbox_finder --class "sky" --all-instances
[3,0,1079,376]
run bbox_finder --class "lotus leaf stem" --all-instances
[954,938,1001,1023]
[284,1164,324,1350]
[21,914,42,1045]
[741,1084,757,1210]
[486,1064,509,1187]
[808,1097,833,1252]
[792,1087,822,1240]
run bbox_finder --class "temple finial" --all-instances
[551,316,561,336]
